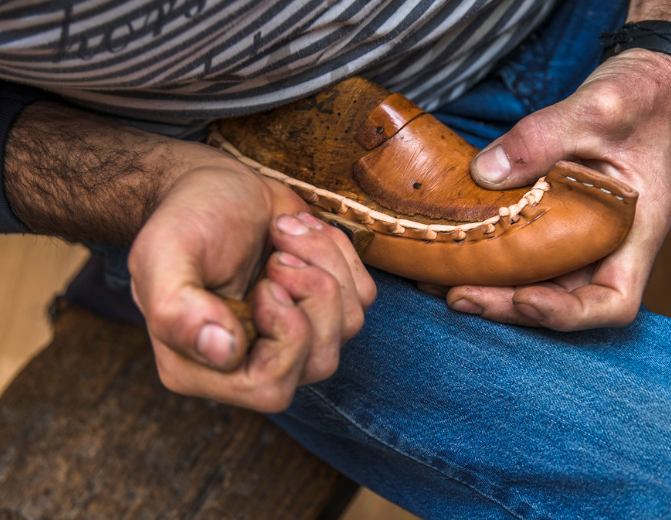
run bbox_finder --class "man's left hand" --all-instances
[443,49,671,330]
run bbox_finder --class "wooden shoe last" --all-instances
[208,77,637,287]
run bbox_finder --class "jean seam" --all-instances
[305,386,552,520]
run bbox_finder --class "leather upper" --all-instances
[209,79,638,287]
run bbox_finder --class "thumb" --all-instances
[470,104,592,189]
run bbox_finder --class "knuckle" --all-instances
[361,277,377,308]
[509,114,554,167]
[590,84,626,117]
[344,306,365,338]
[155,360,187,395]
[539,306,578,331]
[313,270,340,296]
[148,296,180,339]
[610,302,639,328]
[311,354,340,381]
[323,355,340,379]
[253,383,296,413]
[580,81,634,130]
[504,308,525,326]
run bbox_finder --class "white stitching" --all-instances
[561,174,627,202]
[211,133,613,242]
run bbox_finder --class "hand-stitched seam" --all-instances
[563,175,625,201]
[208,132,550,242]
[207,132,624,242]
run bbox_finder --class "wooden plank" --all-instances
[0,305,356,520]
[0,236,88,395]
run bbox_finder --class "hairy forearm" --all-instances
[628,0,671,21]
[5,101,218,244]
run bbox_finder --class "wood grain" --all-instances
[0,304,357,519]
[216,77,525,226]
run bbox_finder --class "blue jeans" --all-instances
[272,1,671,518]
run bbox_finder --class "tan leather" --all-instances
[352,161,637,286]
[209,77,638,287]
[354,111,529,221]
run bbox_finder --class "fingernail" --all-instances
[449,298,483,315]
[473,145,511,184]
[269,281,294,305]
[277,214,309,235]
[514,302,545,322]
[197,324,235,366]
[277,252,307,267]
[297,211,324,229]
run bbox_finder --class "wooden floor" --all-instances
[2,233,670,520]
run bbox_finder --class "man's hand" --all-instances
[5,102,376,411]
[442,48,671,330]
[129,168,376,412]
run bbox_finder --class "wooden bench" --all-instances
[0,303,357,519]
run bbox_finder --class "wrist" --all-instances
[4,102,244,244]
[613,47,671,79]
[627,1,671,22]
[600,20,671,63]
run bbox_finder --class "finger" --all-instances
[447,286,541,327]
[453,214,656,330]
[298,211,377,308]
[470,103,602,189]
[447,264,605,328]
[266,251,344,384]
[245,279,313,405]
[511,240,652,331]
[129,220,251,372]
[272,213,368,336]
[509,284,632,331]
[151,279,312,413]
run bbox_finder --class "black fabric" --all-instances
[600,20,671,63]
[62,255,144,325]
[0,80,50,234]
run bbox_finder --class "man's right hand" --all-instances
[129,163,376,412]
[5,101,376,412]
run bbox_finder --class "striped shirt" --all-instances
[0,0,555,135]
